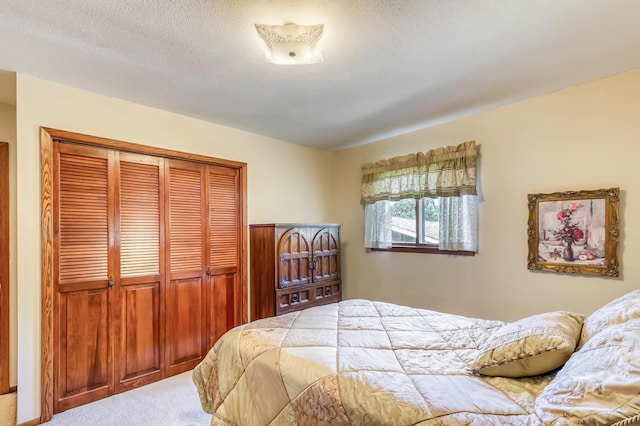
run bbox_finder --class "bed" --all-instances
[193,291,640,425]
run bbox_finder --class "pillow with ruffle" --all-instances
[535,318,640,425]
[578,289,640,349]
[471,311,584,377]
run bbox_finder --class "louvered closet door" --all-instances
[114,152,164,392]
[206,166,241,348]
[165,159,207,374]
[53,143,114,412]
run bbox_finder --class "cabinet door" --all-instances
[165,159,207,375]
[311,227,341,283]
[114,152,164,392]
[206,165,241,348]
[277,228,311,288]
[54,143,113,412]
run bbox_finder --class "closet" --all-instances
[48,132,245,413]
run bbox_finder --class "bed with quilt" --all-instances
[193,291,640,425]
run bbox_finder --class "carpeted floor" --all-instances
[43,371,211,425]
[0,392,16,426]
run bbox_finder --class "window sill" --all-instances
[370,246,475,256]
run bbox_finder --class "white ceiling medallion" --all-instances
[254,23,324,65]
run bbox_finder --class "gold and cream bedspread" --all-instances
[192,299,568,425]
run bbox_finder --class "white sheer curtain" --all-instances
[361,141,478,252]
[364,201,392,249]
[439,195,478,252]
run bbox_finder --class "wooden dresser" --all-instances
[250,223,342,320]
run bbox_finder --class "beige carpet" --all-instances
[0,392,16,426]
[43,371,211,425]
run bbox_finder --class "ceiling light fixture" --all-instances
[254,23,324,65]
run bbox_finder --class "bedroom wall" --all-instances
[14,74,334,423]
[0,102,16,390]
[332,70,640,323]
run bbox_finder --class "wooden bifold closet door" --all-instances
[165,160,240,375]
[52,141,243,413]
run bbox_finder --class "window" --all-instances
[361,141,478,254]
[389,198,440,245]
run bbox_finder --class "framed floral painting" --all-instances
[527,188,620,276]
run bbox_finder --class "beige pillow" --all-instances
[471,311,584,377]
[578,289,640,349]
[535,319,640,425]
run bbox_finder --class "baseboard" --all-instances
[9,385,17,393]
[17,418,40,426]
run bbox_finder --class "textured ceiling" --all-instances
[1,1,639,150]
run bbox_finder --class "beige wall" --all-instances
[14,74,334,422]
[332,70,640,322]
[13,69,640,422]
[0,101,16,389]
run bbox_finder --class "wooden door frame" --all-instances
[0,142,9,395]
[40,127,248,422]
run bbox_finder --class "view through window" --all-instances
[390,198,440,245]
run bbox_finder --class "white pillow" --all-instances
[535,318,640,425]
[579,289,640,348]
[471,311,583,377]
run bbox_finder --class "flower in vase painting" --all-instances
[553,203,583,245]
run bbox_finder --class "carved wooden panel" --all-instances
[276,282,341,316]
[277,228,311,288]
[311,227,341,283]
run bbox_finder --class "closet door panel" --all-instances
[168,277,203,364]
[115,153,164,392]
[54,143,113,412]
[207,166,241,345]
[56,290,110,411]
[206,272,236,350]
[118,283,160,384]
[165,160,207,374]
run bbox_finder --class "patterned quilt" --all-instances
[193,300,561,425]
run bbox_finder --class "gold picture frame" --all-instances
[527,188,620,276]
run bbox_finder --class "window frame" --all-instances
[371,245,475,256]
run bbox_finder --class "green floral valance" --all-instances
[360,141,477,205]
